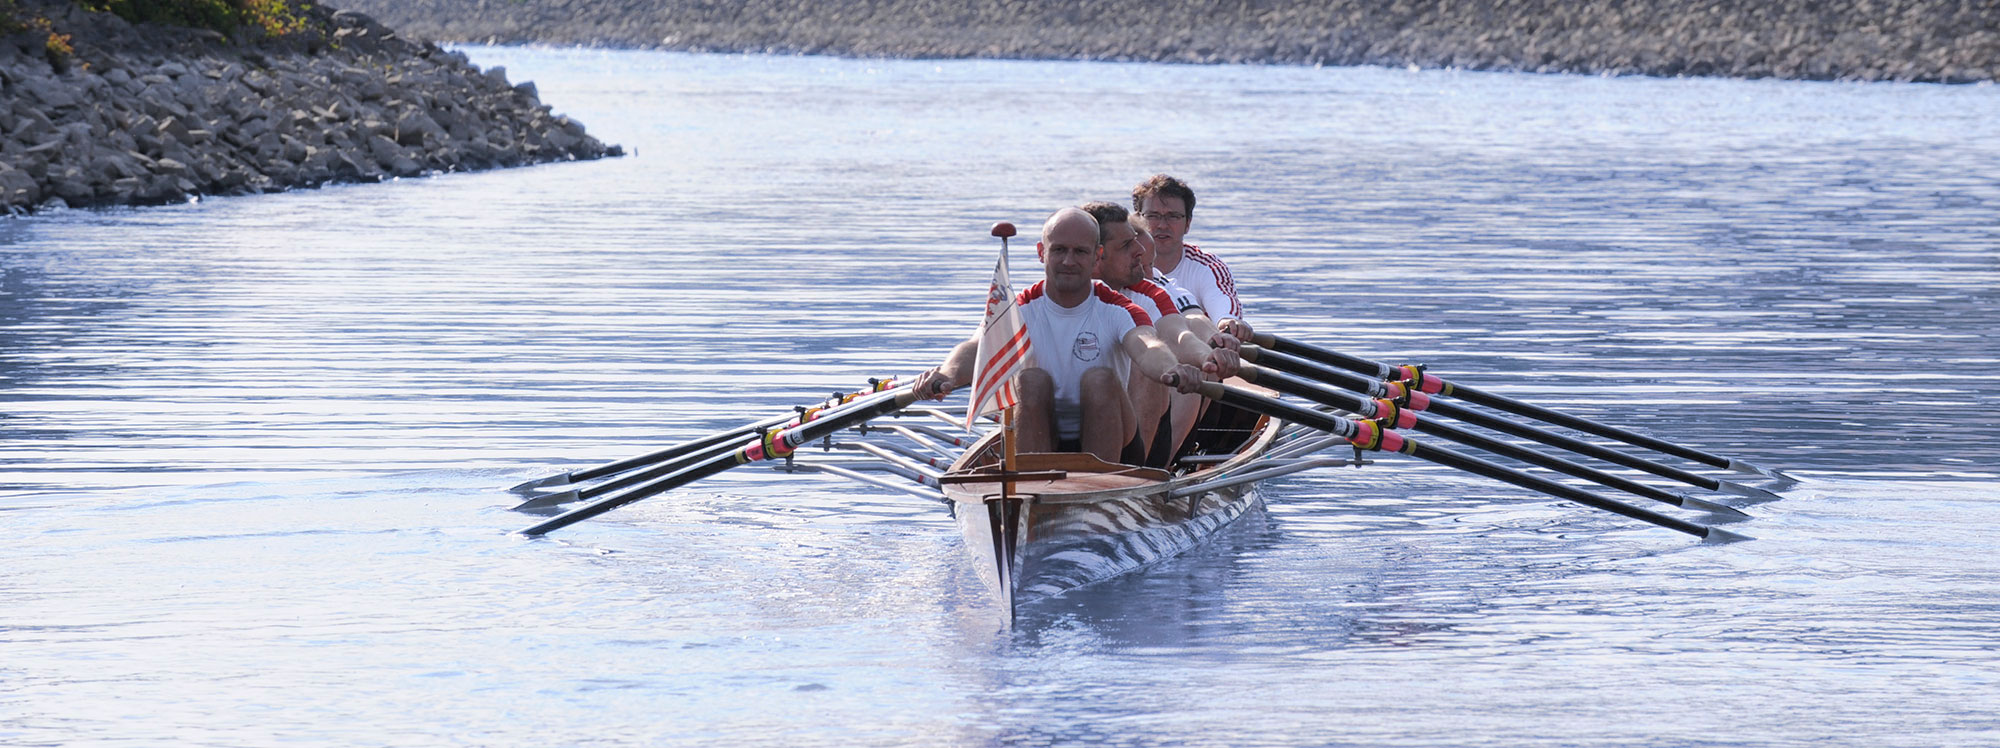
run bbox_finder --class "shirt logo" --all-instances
[1072,331,1101,362]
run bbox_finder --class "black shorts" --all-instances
[1055,435,1149,466]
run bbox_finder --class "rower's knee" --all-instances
[1017,367,1054,403]
[1079,367,1134,431]
[1079,367,1122,399]
[1012,368,1057,452]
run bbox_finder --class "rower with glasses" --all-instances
[1132,174,1253,343]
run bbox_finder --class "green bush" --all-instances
[75,0,307,36]
[4,1,76,62]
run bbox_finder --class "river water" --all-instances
[4,47,1998,747]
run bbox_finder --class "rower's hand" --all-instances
[1207,331,1241,352]
[1204,347,1241,380]
[1217,317,1254,342]
[912,368,955,400]
[1160,363,1205,394]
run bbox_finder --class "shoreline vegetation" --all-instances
[1,0,620,215]
[334,0,1997,85]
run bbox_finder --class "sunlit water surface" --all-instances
[4,47,1998,747]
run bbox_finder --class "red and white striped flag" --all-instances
[966,245,1031,429]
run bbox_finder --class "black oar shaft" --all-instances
[567,421,781,484]
[1237,364,1736,515]
[574,439,744,501]
[513,380,910,492]
[519,390,921,537]
[1254,333,1762,474]
[1196,382,1735,541]
[1404,439,1714,538]
[1244,345,1732,493]
[517,452,742,537]
[567,388,912,502]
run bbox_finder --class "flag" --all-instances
[966,244,1032,429]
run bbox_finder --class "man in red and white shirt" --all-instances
[1132,174,1253,342]
[916,208,1205,463]
[1081,201,1239,464]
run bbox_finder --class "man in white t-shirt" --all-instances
[915,208,1205,463]
[1080,201,1239,464]
[1132,174,1254,342]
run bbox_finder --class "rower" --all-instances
[1080,201,1239,465]
[914,208,1205,464]
[1132,174,1253,342]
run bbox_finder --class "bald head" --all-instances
[1035,207,1104,300]
[1042,207,1099,248]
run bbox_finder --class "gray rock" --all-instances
[0,168,40,207]
[21,77,79,110]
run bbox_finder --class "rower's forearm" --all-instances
[936,338,978,385]
[1173,330,1212,366]
[1155,317,1208,366]
[1184,311,1220,342]
[1136,344,1182,381]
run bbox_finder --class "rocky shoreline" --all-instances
[1,0,620,215]
[337,0,1997,85]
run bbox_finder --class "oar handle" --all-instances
[1251,333,1393,379]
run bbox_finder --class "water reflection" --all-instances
[4,47,2000,748]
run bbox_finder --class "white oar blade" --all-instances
[1702,527,1754,544]
[1678,494,1751,518]
[1715,479,1782,502]
[509,473,572,494]
[510,489,580,513]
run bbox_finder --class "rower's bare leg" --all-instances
[1167,390,1204,456]
[1078,367,1134,463]
[1014,368,1057,453]
[1126,369,1169,457]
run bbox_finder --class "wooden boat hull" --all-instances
[945,414,1282,618]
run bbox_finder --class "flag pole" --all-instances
[992,222,1019,501]
[1002,407,1018,500]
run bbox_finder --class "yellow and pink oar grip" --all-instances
[738,425,800,462]
[1347,419,1418,454]
[1394,365,1453,396]
[1377,382,1435,411]
[1370,398,1419,429]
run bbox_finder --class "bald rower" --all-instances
[914,208,1206,463]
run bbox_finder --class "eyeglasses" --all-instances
[1140,211,1187,223]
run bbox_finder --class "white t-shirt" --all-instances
[1146,273,1202,316]
[1016,279,1153,439]
[1121,279,1181,325]
[1160,243,1242,320]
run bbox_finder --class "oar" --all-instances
[512,438,746,512]
[1189,381,1749,543]
[509,384,916,512]
[1231,362,1747,517]
[518,389,924,537]
[1250,333,1791,481]
[509,379,906,493]
[1240,344,1779,501]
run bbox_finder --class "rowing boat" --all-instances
[512,333,1779,622]
[940,404,1319,619]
